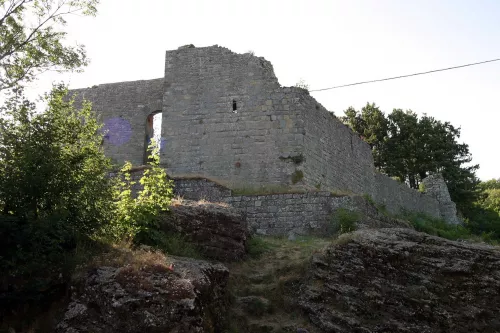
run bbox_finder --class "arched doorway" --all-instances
[144,110,162,164]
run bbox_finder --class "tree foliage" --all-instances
[342,103,480,213]
[478,178,500,191]
[0,85,114,231]
[342,103,388,169]
[109,142,174,243]
[0,88,177,326]
[0,0,98,91]
[0,85,114,315]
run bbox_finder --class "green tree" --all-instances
[478,178,500,191]
[482,189,500,214]
[0,0,98,91]
[342,102,388,169]
[0,85,114,316]
[0,84,114,233]
[342,104,480,213]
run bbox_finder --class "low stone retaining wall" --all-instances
[122,172,454,236]
[172,178,358,235]
[226,192,352,235]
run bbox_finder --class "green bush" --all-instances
[109,141,174,243]
[331,208,359,234]
[291,170,304,184]
[463,205,500,240]
[246,236,273,258]
[0,86,114,235]
[135,230,200,259]
[0,86,115,324]
[405,212,491,242]
[362,194,376,205]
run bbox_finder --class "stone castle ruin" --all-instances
[69,44,460,234]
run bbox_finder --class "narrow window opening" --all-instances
[144,111,162,163]
[232,100,237,111]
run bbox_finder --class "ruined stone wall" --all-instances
[69,78,164,166]
[173,177,232,202]
[226,192,353,236]
[422,174,461,224]
[372,172,441,217]
[298,93,375,194]
[71,45,459,226]
[161,46,305,189]
[171,178,351,235]
[291,90,442,220]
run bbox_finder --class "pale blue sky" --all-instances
[31,0,500,180]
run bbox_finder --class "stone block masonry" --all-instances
[69,44,461,226]
[422,173,461,224]
[171,177,426,236]
[69,78,164,166]
[161,46,305,189]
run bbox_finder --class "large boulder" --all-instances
[159,201,249,261]
[300,228,500,333]
[56,253,229,333]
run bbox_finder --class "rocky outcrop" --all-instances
[56,255,229,333]
[159,201,249,261]
[300,228,500,333]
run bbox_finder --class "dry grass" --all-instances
[77,245,176,294]
[74,244,173,280]
[171,196,229,208]
[171,195,184,207]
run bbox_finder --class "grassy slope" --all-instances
[225,236,332,333]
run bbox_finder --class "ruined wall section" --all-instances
[372,173,441,217]
[294,91,444,220]
[422,173,461,224]
[161,46,305,188]
[69,78,164,166]
[297,92,375,194]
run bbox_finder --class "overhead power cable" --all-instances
[309,58,500,92]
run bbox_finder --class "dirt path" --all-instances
[225,236,332,333]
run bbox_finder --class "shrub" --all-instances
[291,170,304,184]
[294,78,309,91]
[109,141,174,243]
[135,230,200,259]
[362,193,376,205]
[406,212,477,241]
[0,86,115,324]
[0,85,114,235]
[246,236,272,258]
[330,208,360,234]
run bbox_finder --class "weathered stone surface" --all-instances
[159,201,249,261]
[56,256,229,333]
[349,195,413,230]
[69,78,164,166]
[236,296,271,317]
[299,228,500,333]
[423,173,461,224]
[71,45,459,226]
